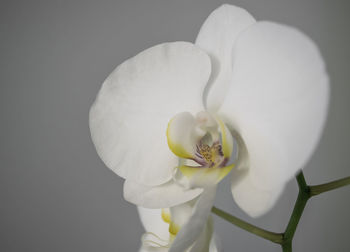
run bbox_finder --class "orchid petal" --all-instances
[189,216,213,252]
[90,42,211,186]
[169,200,195,228]
[139,232,169,252]
[219,22,329,216]
[138,207,170,241]
[230,134,284,217]
[167,112,205,159]
[209,232,222,252]
[195,4,256,111]
[124,179,203,208]
[169,187,217,252]
[139,244,169,252]
[231,170,284,218]
[138,202,218,252]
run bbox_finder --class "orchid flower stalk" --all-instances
[87,4,350,252]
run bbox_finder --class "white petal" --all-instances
[138,207,170,241]
[139,246,168,252]
[230,133,284,217]
[124,179,203,208]
[170,200,195,228]
[229,135,284,216]
[231,171,284,218]
[209,232,222,252]
[167,112,205,159]
[189,216,214,252]
[195,4,256,111]
[90,42,211,186]
[169,187,217,252]
[220,22,329,216]
[139,243,169,252]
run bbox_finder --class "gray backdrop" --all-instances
[1,0,349,251]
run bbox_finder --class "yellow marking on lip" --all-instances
[178,163,235,184]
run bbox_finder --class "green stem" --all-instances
[212,171,350,252]
[211,206,283,244]
[296,171,308,191]
[309,176,350,196]
[283,172,310,242]
[282,242,292,252]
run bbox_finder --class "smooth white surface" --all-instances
[169,187,217,252]
[218,21,329,216]
[124,179,202,208]
[167,112,204,158]
[138,207,169,241]
[138,200,218,252]
[89,42,211,186]
[195,4,256,110]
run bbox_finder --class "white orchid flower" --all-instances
[138,198,220,252]
[89,4,329,251]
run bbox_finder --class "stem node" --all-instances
[211,171,350,252]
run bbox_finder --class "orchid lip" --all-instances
[166,111,235,187]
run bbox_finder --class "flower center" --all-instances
[167,110,235,186]
[196,141,224,167]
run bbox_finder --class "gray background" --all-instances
[1,0,349,251]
